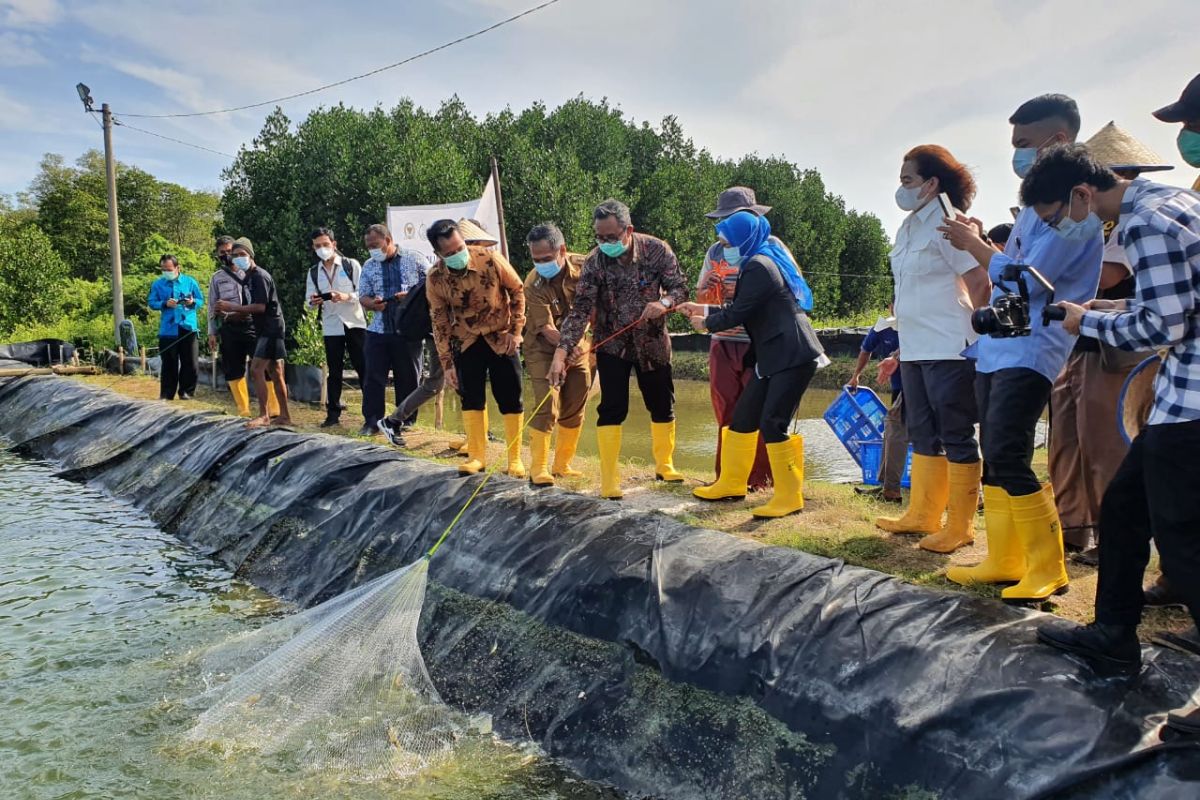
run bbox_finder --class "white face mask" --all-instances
[894,179,929,212]
[315,246,335,261]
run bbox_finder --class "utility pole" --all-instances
[101,103,124,344]
[77,84,124,346]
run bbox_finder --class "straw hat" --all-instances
[1084,122,1174,173]
[457,218,500,246]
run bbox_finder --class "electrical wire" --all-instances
[113,0,566,120]
[112,118,237,159]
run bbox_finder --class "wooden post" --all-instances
[140,346,147,372]
[489,156,509,260]
[434,387,445,430]
[320,363,328,409]
[118,346,125,374]
[45,344,51,366]
[211,350,218,394]
[102,103,124,346]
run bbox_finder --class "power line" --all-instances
[114,0,565,119]
[111,116,237,159]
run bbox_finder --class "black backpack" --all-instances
[385,279,431,341]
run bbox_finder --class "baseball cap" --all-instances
[1153,73,1200,123]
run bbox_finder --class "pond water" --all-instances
[438,382,864,483]
[0,451,622,800]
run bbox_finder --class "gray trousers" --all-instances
[388,340,445,425]
[899,360,979,464]
[881,391,909,493]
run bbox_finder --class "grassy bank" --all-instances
[63,373,1185,638]
[672,351,858,390]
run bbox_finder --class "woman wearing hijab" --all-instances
[677,211,824,517]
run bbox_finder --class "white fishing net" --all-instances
[186,559,463,781]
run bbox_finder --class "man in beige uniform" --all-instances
[522,223,591,486]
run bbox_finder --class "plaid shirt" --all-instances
[1080,179,1200,425]
[358,247,432,334]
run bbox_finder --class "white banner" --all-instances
[385,175,500,259]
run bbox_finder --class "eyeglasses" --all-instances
[1045,200,1070,230]
[595,232,625,244]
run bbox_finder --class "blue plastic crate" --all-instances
[859,440,913,488]
[822,387,890,466]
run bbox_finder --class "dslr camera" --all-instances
[971,262,1066,338]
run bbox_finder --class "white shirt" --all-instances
[305,255,367,336]
[890,200,979,361]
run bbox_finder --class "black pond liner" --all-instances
[1,366,1198,800]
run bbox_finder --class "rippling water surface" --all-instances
[0,452,621,799]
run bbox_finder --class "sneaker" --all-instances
[319,416,341,429]
[1152,626,1200,658]
[378,418,406,447]
[1035,619,1142,677]
[179,392,193,400]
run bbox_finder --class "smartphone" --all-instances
[319,292,333,301]
[937,192,954,219]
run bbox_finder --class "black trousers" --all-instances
[975,367,1052,497]
[730,361,817,443]
[900,360,979,463]
[159,331,199,399]
[596,351,674,426]
[362,332,423,425]
[217,324,255,381]
[1095,420,1200,628]
[455,337,523,414]
[322,326,366,419]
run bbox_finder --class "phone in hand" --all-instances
[319,292,333,301]
[937,192,954,219]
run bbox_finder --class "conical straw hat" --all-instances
[457,218,500,246]
[1085,122,1173,172]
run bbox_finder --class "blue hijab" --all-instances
[716,211,813,311]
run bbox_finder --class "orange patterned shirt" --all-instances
[426,245,526,369]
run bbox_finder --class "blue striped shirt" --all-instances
[1080,179,1200,426]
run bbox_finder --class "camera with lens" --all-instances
[971,262,1065,338]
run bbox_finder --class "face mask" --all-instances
[443,248,471,271]
[1012,148,1038,179]
[894,180,928,212]
[1178,129,1200,168]
[599,238,628,258]
[1051,194,1103,242]
[162,270,178,281]
[315,246,335,261]
[722,246,743,266]
[534,259,561,279]
[368,247,386,262]
[232,256,251,270]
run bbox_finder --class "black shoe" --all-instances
[1069,547,1100,567]
[1144,578,1186,609]
[377,418,406,447]
[179,392,193,400]
[1152,626,1200,658]
[359,421,381,437]
[1167,706,1200,736]
[854,485,883,496]
[1036,619,1142,677]
[319,416,341,428]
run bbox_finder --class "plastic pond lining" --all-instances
[0,366,1197,799]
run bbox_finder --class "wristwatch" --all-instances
[660,297,673,309]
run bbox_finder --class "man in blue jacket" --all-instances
[147,253,204,400]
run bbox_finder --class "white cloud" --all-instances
[0,87,34,130]
[0,0,60,27]
[0,31,46,65]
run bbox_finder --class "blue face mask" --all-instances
[1012,147,1038,179]
[232,256,251,270]
[443,248,471,271]
[534,259,561,279]
[722,246,742,266]
[599,239,628,258]
[1051,194,1103,242]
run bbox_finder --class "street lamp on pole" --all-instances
[76,83,124,347]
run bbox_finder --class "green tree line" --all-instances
[1,96,894,353]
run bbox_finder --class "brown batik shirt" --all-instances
[426,245,526,370]
[522,252,589,361]
[557,233,688,371]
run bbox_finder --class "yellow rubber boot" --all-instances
[753,436,806,518]
[502,413,526,479]
[552,424,584,478]
[597,425,623,499]
[876,454,949,535]
[1001,485,1069,602]
[947,485,1024,586]
[451,409,485,454]
[919,460,982,553]
[529,429,554,486]
[694,428,758,501]
[650,421,684,482]
[458,410,488,475]
[266,382,281,417]
[228,378,251,416]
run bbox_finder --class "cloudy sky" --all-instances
[3,0,1197,236]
